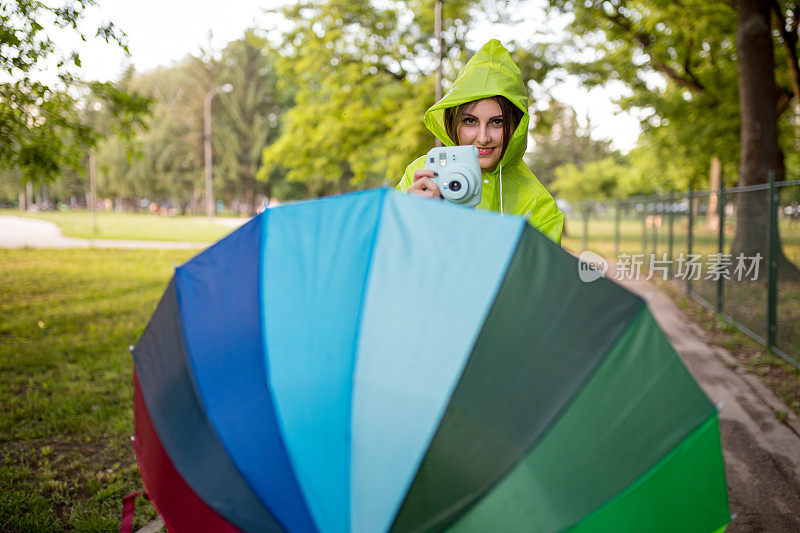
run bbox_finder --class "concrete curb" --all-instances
[690,322,800,439]
[135,517,164,533]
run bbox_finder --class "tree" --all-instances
[92,33,295,213]
[527,101,620,186]
[733,0,799,276]
[551,156,628,199]
[545,0,799,274]
[93,60,205,211]
[258,0,477,197]
[549,139,690,200]
[544,0,741,181]
[0,0,148,184]
[214,30,291,213]
[731,0,797,276]
[771,1,800,120]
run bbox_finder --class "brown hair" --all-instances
[443,95,523,162]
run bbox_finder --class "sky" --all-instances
[64,0,642,152]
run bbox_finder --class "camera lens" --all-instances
[448,180,462,192]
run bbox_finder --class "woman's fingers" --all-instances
[412,169,436,183]
[407,176,442,199]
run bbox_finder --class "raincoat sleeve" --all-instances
[530,211,564,245]
[396,155,427,192]
[517,183,565,246]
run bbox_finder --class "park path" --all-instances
[0,215,230,249]
[616,275,800,530]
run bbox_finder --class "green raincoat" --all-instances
[396,40,564,244]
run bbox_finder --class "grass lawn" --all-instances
[1,209,241,242]
[0,248,196,530]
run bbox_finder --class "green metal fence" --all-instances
[566,175,800,369]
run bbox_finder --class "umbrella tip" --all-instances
[716,401,725,412]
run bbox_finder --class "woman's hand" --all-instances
[407,169,442,199]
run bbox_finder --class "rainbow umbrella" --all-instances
[132,189,730,532]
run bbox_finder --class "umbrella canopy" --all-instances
[132,189,730,533]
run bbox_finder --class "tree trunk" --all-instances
[243,165,257,216]
[732,0,799,279]
[244,185,255,217]
[707,156,721,231]
[191,185,201,216]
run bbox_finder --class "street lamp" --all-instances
[434,0,443,147]
[204,83,233,218]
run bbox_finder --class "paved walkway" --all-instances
[617,276,800,530]
[0,215,212,249]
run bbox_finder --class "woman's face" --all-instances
[456,98,504,171]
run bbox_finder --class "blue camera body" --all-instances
[424,146,483,207]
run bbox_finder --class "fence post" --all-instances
[687,185,694,295]
[668,192,675,278]
[582,200,589,251]
[652,195,658,258]
[717,180,725,313]
[767,170,778,349]
[642,199,648,254]
[614,198,621,257]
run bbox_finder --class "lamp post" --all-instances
[204,83,233,219]
[434,0,443,147]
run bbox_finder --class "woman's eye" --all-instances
[492,118,504,126]
[463,117,476,125]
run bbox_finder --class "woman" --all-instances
[396,40,564,244]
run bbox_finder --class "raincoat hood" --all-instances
[397,40,564,245]
[424,39,529,171]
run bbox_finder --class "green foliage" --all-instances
[0,167,24,203]
[88,79,153,142]
[542,101,710,199]
[1,0,539,206]
[97,60,202,207]
[542,0,800,188]
[91,31,289,213]
[0,1,150,185]
[94,58,217,209]
[551,137,711,200]
[544,0,743,184]
[258,0,476,196]
[552,156,626,199]
[780,111,800,184]
[618,142,681,195]
[528,101,619,186]
[772,1,800,109]
[214,30,292,212]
